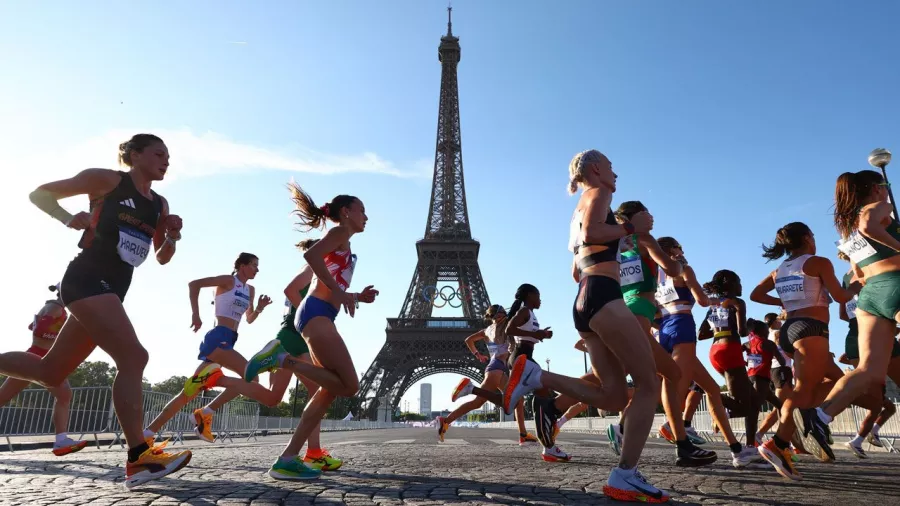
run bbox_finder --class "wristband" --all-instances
[622,222,635,235]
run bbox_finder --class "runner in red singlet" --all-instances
[0,285,87,456]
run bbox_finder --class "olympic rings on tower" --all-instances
[421,284,473,308]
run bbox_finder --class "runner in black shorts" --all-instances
[0,134,190,489]
[504,149,668,503]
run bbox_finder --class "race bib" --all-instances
[708,306,730,328]
[283,297,292,315]
[846,296,858,319]
[774,274,805,302]
[747,354,762,369]
[655,274,678,304]
[836,231,877,264]
[619,256,644,285]
[232,292,250,318]
[117,227,152,267]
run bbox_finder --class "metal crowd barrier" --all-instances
[1,386,404,451]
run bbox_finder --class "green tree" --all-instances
[66,361,117,387]
[151,376,191,396]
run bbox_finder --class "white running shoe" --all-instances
[603,467,669,503]
[541,445,571,462]
[732,446,764,468]
[502,356,542,416]
[450,378,474,402]
[846,441,868,459]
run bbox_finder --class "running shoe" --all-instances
[676,441,718,467]
[124,444,192,490]
[758,439,801,481]
[519,433,539,446]
[732,446,764,468]
[183,363,222,398]
[502,355,541,416]
[436,416,449,442]
[797,408,834,463]
[658,422,676,444]
[193,408,215,443]
[269,456,321,480]
[52,437,88,456]
[532,395,560,448]
[244,339,286,382]
[603,467,669,504]
[607,423,623,457]
[450,378,474,402]
[304,450,343,471]
[541,445,571,462]
[685,426,706,445]
[846,441,868,459]
[867,433,884,448]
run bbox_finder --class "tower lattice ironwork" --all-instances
[356,8,492,420]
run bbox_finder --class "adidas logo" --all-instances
[119,198,136,209]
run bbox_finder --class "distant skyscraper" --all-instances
[420,383,432,415]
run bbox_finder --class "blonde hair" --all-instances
[568,149,606,195]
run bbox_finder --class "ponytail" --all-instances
[761,222,812,261]
[288,181,358,231]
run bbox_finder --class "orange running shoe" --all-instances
[436,416,449,442]
[124,443,191,490]
[183,363,222,398]
[658,422,676,444]
[52,438,88,456]
[193,408,215,443]
[758,439,801,481]
[519,433,539,446]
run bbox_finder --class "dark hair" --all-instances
[48,284,58,292]
[118,134,163,167]
[761,222,812,261]
[296,238,320,252]
[657,236,680,255]
[703,269,740,297]
[747,318,768,338]
[764,312,779,328]
[615,201,648,222]
[508,283,539,319]
[834,170,885,238]
[233,252,258,275]
[288,182,358,231]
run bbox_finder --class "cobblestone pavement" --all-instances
[1,428,898,505]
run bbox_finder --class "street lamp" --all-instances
[545,358,550,372]
[869,148,896,218]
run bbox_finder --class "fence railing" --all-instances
[0,386,402,451]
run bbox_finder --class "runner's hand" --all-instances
[539,327,553,339]
[166,214,183,235]
[66,212,91,230]
[475,353,488,363]
[338,290,357,317]
[191,313,202,332]
[358,285,379,304]
[257,294,272,310]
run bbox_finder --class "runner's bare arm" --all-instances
[806,256,853,303]
[682,265,711,306]
[860,201,900,252]
[284,266,314,308]
[29,169,120,227]
[638,235,682,277]
[154,196,180,265]
[750,271,782,307]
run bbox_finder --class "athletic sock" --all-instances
[128,442,151,463]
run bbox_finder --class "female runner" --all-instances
[244,184,378,480]
[0,134,191,488]
[0,284,87,456]
[751,222,855,478]
[505,149,669,503]
[815,171,900,443]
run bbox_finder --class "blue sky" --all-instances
[2,1,899,415]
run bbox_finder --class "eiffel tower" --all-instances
[356,8,492,420]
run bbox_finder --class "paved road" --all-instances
[0,427,897,505]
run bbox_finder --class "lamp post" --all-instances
[869,148,896,218]
[545,358,550,373]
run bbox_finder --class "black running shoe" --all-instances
[800,408,834,462]
[675,440,718,467]
[531,396,561,448]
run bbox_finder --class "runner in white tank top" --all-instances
[144,253,289,446]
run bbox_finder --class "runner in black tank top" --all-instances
[0,134,190,489]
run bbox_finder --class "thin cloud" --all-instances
[6,128,426,192]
